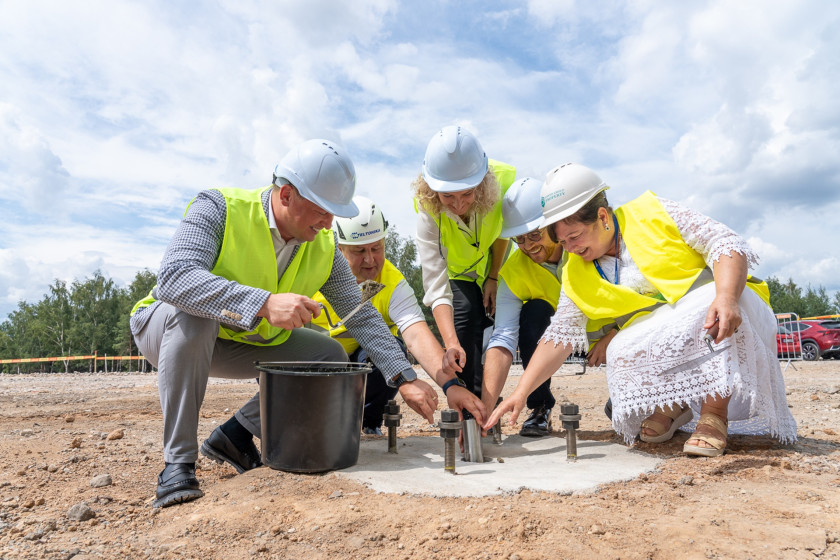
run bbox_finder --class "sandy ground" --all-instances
[1,360,839,560]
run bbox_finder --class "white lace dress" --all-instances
[541,197,798,444]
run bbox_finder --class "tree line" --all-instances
[0,230,429,374]
[1,234,837,373]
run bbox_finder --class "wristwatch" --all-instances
[389,369,417,388]
[441,377,466,395]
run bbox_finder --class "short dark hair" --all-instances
[547,192,612,243]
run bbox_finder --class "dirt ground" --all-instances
[1,360,839,560]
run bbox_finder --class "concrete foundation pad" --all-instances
[336,434,662,497]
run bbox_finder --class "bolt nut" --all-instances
[439,409,461,439]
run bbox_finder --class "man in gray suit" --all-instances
[131,139,443,508]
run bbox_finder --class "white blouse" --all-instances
[541,197,760,351]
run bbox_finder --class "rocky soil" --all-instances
[1,360,839,560]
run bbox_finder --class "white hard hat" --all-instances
[273,139,359,218]
[421,126,489,192]
[334,196,388,245]
[500,177,545,237]
[540,163,609,227]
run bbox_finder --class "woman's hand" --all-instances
[442,345,466,374]
[482,277,498,316]
[587,328,618,367]
[483,391,527,431]
[704,294,742,344]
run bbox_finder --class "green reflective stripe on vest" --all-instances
[499,249,562,311]
[131,186,335,346]
[311,259,403,354]
[563,191,770,323]
[416,159,516,285]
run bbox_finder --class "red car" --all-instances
[776,324,802,358]
[785,320,840,361]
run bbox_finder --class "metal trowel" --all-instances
[320,279,385,329]
[657,330,731,377]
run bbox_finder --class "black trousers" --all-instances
[350,338,404,430]
[519,299,556,410]
[451,279,493,397]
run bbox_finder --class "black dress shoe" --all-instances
[604,398,613,420]
[200,426,262,474]
[520,406,552,437]
[153,463,203,508]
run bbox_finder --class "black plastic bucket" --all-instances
[256,361,371,473]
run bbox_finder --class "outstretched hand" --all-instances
[445,386,487,426]
[442,345,466,375]
[482,392,526,431]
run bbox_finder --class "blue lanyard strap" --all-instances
[593,214,620,285]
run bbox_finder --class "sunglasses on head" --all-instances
[513,228,545,244]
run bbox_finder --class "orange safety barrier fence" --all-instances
[0,355,146,365]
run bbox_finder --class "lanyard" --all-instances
[593,214,620,285]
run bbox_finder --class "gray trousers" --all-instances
[133,302,347,463]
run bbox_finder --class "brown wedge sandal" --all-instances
[683,413,728,457]
[639,404,693,443]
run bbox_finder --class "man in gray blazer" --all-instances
[131,139,442,508]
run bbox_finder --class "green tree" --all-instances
[767,276,804,316]
[37,280,75,372]
[801,285,833,318]
[113,269,157,359]
[384,228,436,334]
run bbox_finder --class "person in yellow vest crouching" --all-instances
[130,140,444,508]
[312,196,486,435]
[413,125,516,398]
[480,178,617,437]
[487,163,797,457]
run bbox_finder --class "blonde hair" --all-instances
[411,171,500,216]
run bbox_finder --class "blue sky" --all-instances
[1,0,839,320]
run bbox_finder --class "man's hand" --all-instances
[257,293,321,330]
[445,386,487,426]
[398,379,439,424]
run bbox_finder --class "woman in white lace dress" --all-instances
[485,163,796,456]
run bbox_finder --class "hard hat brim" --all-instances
[275,173,359,218]
[500,215,544,238]
[540,185,609,229]
[422,164,487,193]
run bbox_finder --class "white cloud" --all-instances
[1,0,839,320]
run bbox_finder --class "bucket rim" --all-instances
[255,360,373,375]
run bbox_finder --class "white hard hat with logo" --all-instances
[334,196,388,246]
[273,139,359,218]
[500,177,545,237]
[540,163,609,227]
[421,126,489,193]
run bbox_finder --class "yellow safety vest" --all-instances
[500,248,563,311]
[500,248,614,346]
[562,191,771,327]
[131,186,335,346]
[415,159,516,285]
[311,259,404,354]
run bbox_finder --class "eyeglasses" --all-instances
[513,228,545,244]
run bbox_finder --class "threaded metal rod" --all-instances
[388,427,397,454]
[444,438,456,473]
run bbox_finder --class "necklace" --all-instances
[593,214,621,285]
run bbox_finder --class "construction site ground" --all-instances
[1,360,839,560]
